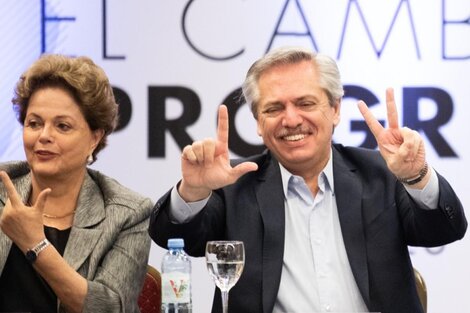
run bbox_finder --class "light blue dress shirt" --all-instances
[273,158,368,312]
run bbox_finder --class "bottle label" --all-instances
[162,272,191,303]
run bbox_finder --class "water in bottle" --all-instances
[161,238,192,313]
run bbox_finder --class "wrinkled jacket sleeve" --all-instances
[75,197,153,313]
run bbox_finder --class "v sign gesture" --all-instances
[178,105,258,202]
[357,88,430,189]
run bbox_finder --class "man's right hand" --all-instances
[178,105,258,202]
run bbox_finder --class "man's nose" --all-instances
[282,106,303,128]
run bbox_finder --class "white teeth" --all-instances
[284,134,306,141]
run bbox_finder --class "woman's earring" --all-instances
[87,154,93,165]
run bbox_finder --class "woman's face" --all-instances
[23,87,103,181]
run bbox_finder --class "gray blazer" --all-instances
[0,161,153,313]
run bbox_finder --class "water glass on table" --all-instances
[205,241,245,313]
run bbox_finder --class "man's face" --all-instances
[256,60,341,175]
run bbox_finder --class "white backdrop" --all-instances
[1,1,469,312]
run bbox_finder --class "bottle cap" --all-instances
[167,238,185,249]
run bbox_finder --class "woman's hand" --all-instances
[0,171,50,252]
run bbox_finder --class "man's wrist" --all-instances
[178,180,211,202]
[397,162,429,185]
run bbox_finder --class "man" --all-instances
[149,47,467,313]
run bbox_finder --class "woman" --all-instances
[0,54,153,312]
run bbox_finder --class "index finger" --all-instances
[386,88,399,129]
[216,104,229,147]
[357,100,384,139]
[0,171,23,206]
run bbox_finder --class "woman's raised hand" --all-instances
[0,171,50,252]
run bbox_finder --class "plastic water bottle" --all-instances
[161,238,192,313]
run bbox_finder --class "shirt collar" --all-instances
[278,148,335,197]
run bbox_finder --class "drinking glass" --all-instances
[205,241,245,313]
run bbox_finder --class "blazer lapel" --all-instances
[332,148,370,307]
[0,181,11,271]
[255,154,286,313]
[0,224,12,272]
[63,174,104,271]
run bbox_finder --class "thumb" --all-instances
[34,188,51,214]
[230,162,258,181]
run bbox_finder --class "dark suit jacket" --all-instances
[0,161,153,313]
[149,144,467,313]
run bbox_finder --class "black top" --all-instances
[0,226,71,313]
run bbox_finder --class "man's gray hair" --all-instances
[242,46,344,119]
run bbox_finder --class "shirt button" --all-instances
[314,238,322,245]
[325,304,331,311]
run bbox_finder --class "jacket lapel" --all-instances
[0,181,11,271]
[255,153,286,313]
[63,174,104,271]
[332,147,370,307]
[0,224,11,272]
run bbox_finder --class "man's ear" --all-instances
[333,99,341,126]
